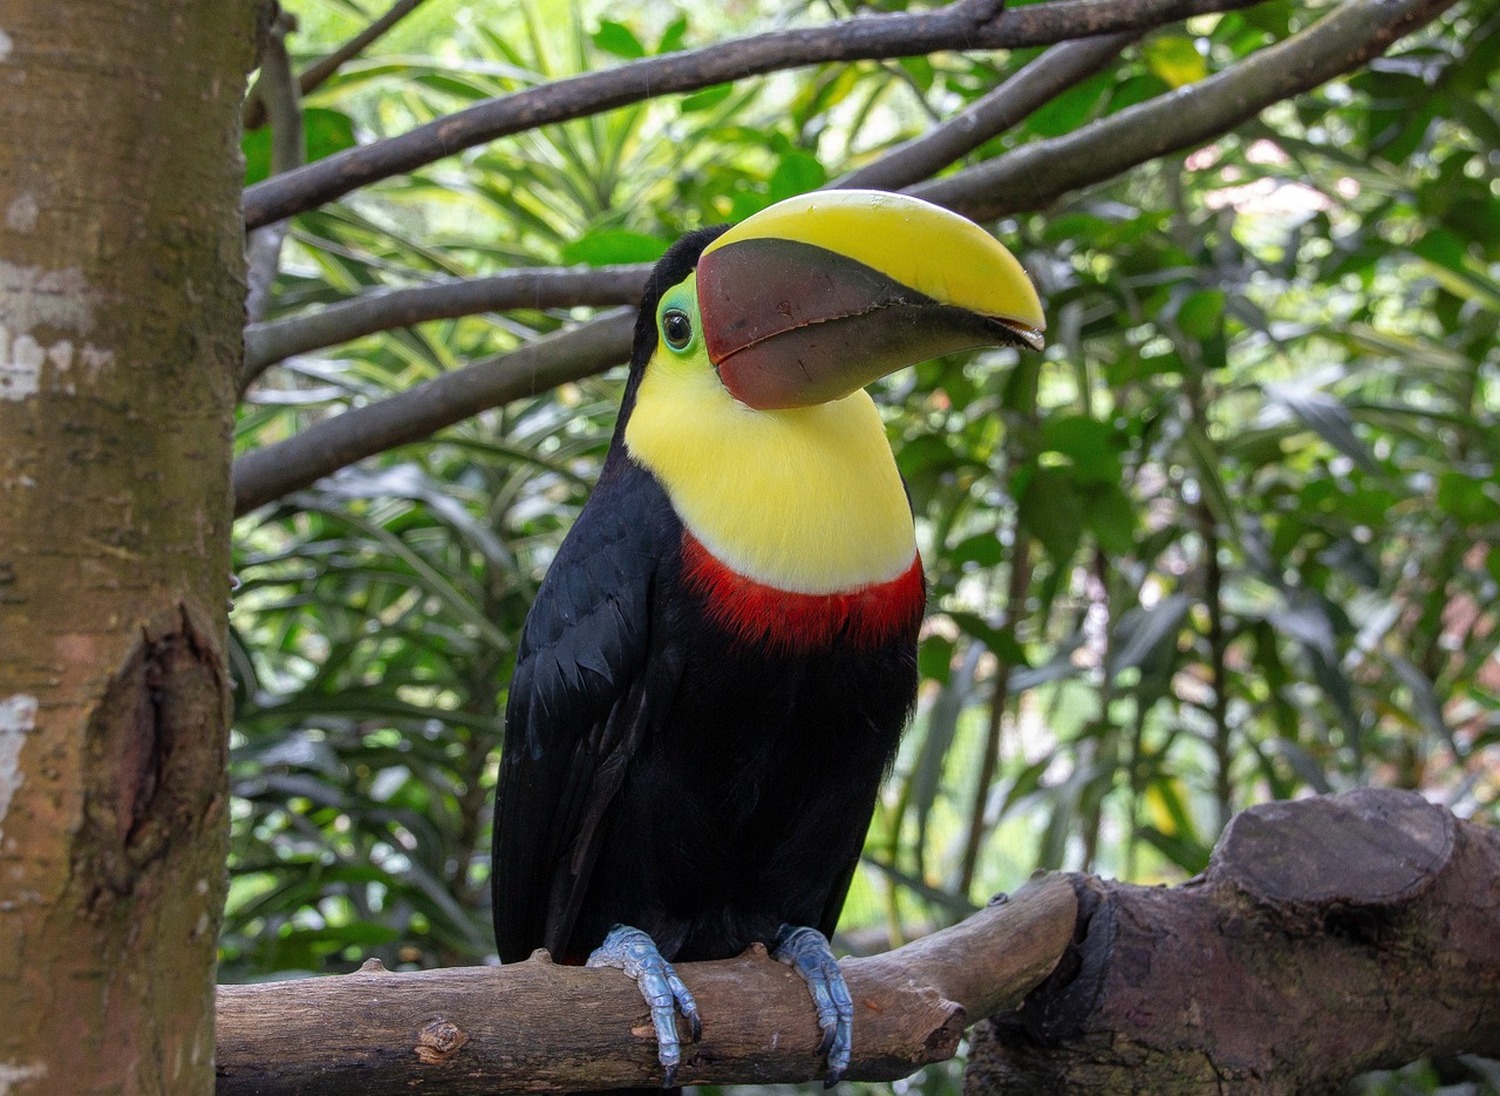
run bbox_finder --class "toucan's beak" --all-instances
[696,190,1045,411]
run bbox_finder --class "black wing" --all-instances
[491,457,678,963]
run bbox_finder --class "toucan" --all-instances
[491,190,1044,1085]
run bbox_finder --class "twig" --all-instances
[245,13,304,325]
[911,0,1463,218]
[241,265,645,390]
[242,0,1264,229]
[214,877,1077,1094]
[244,0,429,129]
[836,32,1137,192]
[234,309,636,515]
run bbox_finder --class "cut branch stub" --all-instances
[1213,785,1456,925]
[967,789,1500,1095]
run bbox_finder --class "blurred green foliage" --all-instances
[229,0,1497,1082]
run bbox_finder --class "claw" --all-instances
[773,924,854,1086]
[587,924,701,1085]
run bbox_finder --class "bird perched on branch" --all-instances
[491,189,1043,1085]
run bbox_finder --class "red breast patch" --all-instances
[681,532,924,654]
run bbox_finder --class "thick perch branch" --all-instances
[967,788,1500,1094]
[241,0,1263,229]
[215,791,1499,1093]
[214,876,1078,1095]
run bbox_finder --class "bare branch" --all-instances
[242,0,1265,230]
[234,309,636,515]
[239,32,1127,375]
[245,12,304,326]
[835,32,1138,193]
[912,0,1462,218]
[214,877,1077,1095]
[231,0,1459,513]
[214,791,1500,1093]
[241,265,645,389]
[244,0,429,129]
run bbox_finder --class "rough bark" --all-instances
[214,877,1078,1095]
[0,3,258,1093]
[965,788,1500,1094]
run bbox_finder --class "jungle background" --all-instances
[226,0,1498,1091]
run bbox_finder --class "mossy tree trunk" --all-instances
[0,2,258,1092]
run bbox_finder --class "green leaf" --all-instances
[681,83,733,112]
[1436,471,1500,525]
[1026,73,1110,137]
[243,108,356,186]
[1043,415,1122,485]
[946,612,1029,667]
[592,20,646,59]
[304,108,357,164]
[949,532,1006,568]
[1108,595,1191,678]
[243,127,272,187]
[1017,467,1085,564]
[1086,483,1138,554]
[1144,36,1208,88]
[1107,73,1171,112]
[1412,230,1500,313]
[1267,384,1383,476]
[560,229,670,266]
[768,152,827,204]
[657,13,688,54]
[1176,289,1225,341]
[918,634,956,685]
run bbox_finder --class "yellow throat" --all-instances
[623,285,916,596]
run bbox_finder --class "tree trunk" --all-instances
[0,3,258,1092]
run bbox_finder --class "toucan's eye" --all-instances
[662,308,693,351]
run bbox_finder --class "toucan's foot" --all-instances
[773,924,854,1086]
[586,924,701,1086]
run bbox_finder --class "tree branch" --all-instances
[214,791,1500,1093]
[241,265,644,389]
[234,309,636,515]
[835,32,1138,193]
[214,876,1079,1095]
[245,11,304,326]
[242,0,1264,229]
[244,0,430,130]
[967,788,1500,1093]
[232,0,1458,512]
[912,0,1462,218]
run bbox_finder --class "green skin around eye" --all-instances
[658,287,700,355]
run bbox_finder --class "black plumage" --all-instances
[490,229,922,969]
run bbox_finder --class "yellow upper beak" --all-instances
[696,190,1045,410]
